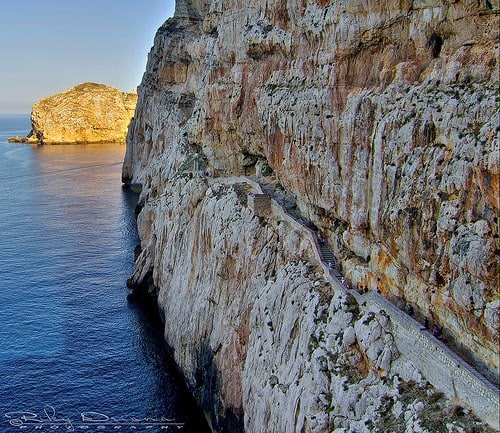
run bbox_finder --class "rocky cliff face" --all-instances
[29,83,137,144]
[124,0,499,431]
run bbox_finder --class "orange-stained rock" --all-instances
[123,0,499,431]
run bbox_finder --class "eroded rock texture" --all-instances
[124,0,499,431]
[29,82,137,144]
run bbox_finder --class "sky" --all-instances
[0,0,175,113]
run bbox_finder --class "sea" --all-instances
[0,114,210,433]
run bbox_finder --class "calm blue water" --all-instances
[0,115,210,432]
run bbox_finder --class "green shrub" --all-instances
[261,162,273,176]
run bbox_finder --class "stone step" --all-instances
[319,246,336,262]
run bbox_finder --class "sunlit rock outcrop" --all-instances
[124,0,499,431]
[28,82,137,144]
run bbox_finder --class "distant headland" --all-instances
[9,83,137,145]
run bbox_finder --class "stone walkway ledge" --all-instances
[217,175,500,431]
[357,287,499,431]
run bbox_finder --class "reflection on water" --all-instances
[0,126,210,432]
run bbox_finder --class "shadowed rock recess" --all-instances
[123,0,499,432]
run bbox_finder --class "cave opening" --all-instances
[427,33,443,58]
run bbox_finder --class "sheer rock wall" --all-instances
[123,0,499,431]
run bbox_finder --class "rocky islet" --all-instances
[18,82,137,145]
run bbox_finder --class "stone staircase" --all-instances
[318,243,336,267]
[318,243,346,280]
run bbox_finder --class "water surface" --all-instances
[0,115,209,432]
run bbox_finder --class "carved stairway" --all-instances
[317,243,346,281]
[318,243,336,267]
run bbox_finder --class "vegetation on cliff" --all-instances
[123,0,499,431]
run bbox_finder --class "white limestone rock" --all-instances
[123,0,499,431]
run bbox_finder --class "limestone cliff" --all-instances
[123,0,499,431]
[28,83,137,144]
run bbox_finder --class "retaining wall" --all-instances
[358,291,499,430]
